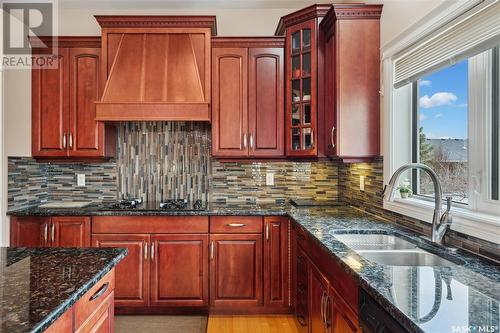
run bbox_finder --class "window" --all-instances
[412,60,470,204]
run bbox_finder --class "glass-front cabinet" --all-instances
[286,20,317,156]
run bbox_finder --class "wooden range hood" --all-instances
[95,16,217,121]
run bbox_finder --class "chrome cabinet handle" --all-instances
[69,133,73,149]
[150,243,155,261]
[144,243,148,260]
[265,223,270,240]
[325,295,331,327]
[210,241,214,260]
[320,293,325,324]
[243,133,247,149]
[62,133,67,149]
[43,224,48,244]
[51,224,55,242]
[331,126,336,148]
[250,134,254,149]
[311,129,315,148]
[90,282,109,301]
[227,223,246,227]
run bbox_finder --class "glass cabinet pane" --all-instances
[292,105,300,126]
[302,78,311,101]
[292,56,301,79]
[292,128,301,151]
[302,53,311,76]
[292,80,300,103]
[303,29,311,50]
[303,104,311,125]
[302,128,312,150]
[292,32,301,53]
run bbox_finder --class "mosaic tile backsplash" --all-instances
[117,122,210,202]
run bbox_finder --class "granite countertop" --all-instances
[7,202,500,333]
[0,247,127,333]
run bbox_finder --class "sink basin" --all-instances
[357,250,459,267]
[333,233,417,251]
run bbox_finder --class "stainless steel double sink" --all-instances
[333,233,462,267]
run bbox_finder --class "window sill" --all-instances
[383,197,500,244]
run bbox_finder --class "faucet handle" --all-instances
[445,196,452,212]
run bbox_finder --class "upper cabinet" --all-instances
[94,16,217,121]
[211,37,285,158]
[319,4,383,162]
[276,5,330,157]
[31,37,116,160]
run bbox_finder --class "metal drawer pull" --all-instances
[151,243,155,261]
[320,294,325,324]
[227,223,246,227]
[210,241,214,260]
[265,223,270,240]
[325,296,331,327]
[90,282,109,301]
[43,224,48,243]
[243,133,247,149]
[144,243,148,260]
[62,134,67,149]
[250,134,254,149]
[51,224,55,242]
[331,126,336,148]
[69,133,73,149]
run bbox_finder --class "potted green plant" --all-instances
[397,183,413,199]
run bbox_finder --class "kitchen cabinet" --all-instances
[30,37,115,160]
[295,247,310,333]
[310,263,331,333]
[330,287,361,333]
[319,4,383,162]
[150,234,209,307]
[211,38,285,158]
[92,234,150,309]
[210,233,263,309]
[92,216,209,312]
[263,217,290,311]
[276,5,331,157]
[10,216,90,247]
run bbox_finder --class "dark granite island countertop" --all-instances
[0,247,127,333]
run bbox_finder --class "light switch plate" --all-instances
[266,172,274,186]
[77,174,86,187]
[360,176,365,191]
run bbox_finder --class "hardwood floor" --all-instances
[207,315,300,333]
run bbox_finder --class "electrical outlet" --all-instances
[360,176,365,191]
[266,172,275,186]
[77,174,86,187]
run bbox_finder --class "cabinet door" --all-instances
[10,216,50,247]
[264,217,289,310]
[248,47,284,157]
[51,216,90,247]
[330,287,360,333]
[286,21,318,157]
[210,234,262,308]
[32,48,69,158]
[310,263,331,333]
[92,234,150,308]
[296,247,309,333]
[75,292,114,333]
[68,48,105,158]
[212,48,249,157]
[150,234,209,307]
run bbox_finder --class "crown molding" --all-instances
[28,36,101,48]
[274,4,332,36]
[211,36,285,48]
[320,4,382,40]
[94,15,218,35]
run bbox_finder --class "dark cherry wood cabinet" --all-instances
[10,216,90,247]
[295,246,310,333]
[30,37,115,160]
[330,286,361,333]
[150,234,209,307]
[263,217,290,311]
[211,38,285,158]
[319,4,383,162]
[92,234,150,309]
[210,233,263,309]
[310,263,331,333]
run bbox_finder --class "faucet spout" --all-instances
[382,163,453,245]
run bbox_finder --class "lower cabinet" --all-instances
[310,263,331,333]
[209,233,263,309]
[296,247,310,333]
[10,216,90,247]
[330,287,361,333]
[92,234,150,308]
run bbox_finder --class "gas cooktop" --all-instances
[102,199,206,211]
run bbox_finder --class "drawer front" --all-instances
[74,269,115,329]
[210,216,263,233]
[92,216,209,234]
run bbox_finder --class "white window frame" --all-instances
[381,0,500,245]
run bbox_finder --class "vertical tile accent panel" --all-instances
[117,122,211,202]
[8,157,49,210]
[211,161,339,203]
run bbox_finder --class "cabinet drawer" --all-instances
[210,216,263,233]
[74,269,115,329]
[92,216,209,234]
